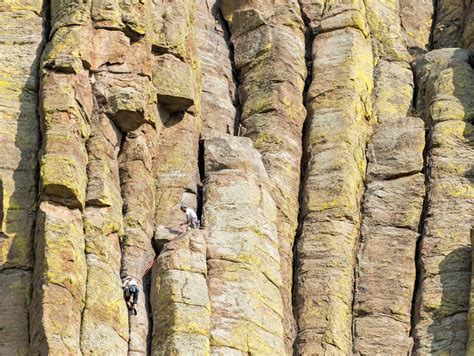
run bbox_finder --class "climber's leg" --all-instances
[130,285,139,305]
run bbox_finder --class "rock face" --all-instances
[0,1,473,355]
[220,2,307,351]
[352,2,425,354]
[295,2,374,354]
[204,136,285,354]
[196,0,237,137]
[0,2,45,354]
[412,48,474,355]
[151,229,210,355]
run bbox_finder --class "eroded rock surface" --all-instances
[221,2,307,350]
[295,2,374,353]
[204,136,285,355]
[412,48,474,355]
[196,0,237,136]
[352,2,425,354]
[0,2,46,354]
[0,1,473,355]
[151,229,210,355]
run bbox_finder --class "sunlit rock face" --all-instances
[0,1,473,355]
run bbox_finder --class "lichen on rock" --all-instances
[1,1,473,355]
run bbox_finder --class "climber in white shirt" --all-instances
[122,276,139,315]
[180,205,198,231]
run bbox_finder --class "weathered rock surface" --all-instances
[400,0,434,56]
[196,0,237,136]
[432,0,466,49]
[0,269,31,355]
[0,3,45,354]
[151,229,210,355]
[353,2,426,354]
[119,127,157,355]
[30,202,87,354]
[1,1,474,355]
[80,114,128,355]
[221,2,307,350]
[413,48,474,355]
[204,136,285,355]
[464,2,474,50]
[295,1,374,351]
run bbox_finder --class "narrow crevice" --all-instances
[32,0,51,261]
[26,1,51,350]
[409,119,432,345]
[197,139,205,224]
[214,5,242,136]
[429,0,439,50]
[292,4,315,354]
[409,8,437,346]
[144,272,153,355]
[350,142,371,353]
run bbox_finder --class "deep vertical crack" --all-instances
[292,3,315,354]
[197,138,205,223]
[213,4,241,136]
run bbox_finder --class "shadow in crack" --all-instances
[458,53,474,187]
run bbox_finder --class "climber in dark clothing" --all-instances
[122,276,139,315]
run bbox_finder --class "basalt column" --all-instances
[219,2,307,351]
[352,1,425,354]
[412,48,474,355]
[120,125,158,355]
[90,9,159,354]
[149,0,203,352]
[81,5,159,352]
[399,0,434,56]
[204,136,285,354]
[0,2,46,355]
[196,0,238,137]
[80,113,128,355]
[150,229,210,355]
[30,1,93,353]
[150,0,201,229]
[295,1,374,354]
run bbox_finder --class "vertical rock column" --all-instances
[399,0,434,56]
[30,1,93,353]
[150,229,210,355]
[204,136,285,354]
[219,2,307,350]
[86,4,159,353]
[119,126,158,355]
[0,2,45,354]
[150,0,201,228]
[80,113,128,355]
[412,48,474,355]
[352,1,425,354]
[80,4,157,352]
[196,0,237,137]
[147,4,202,347]
[295,1,374,354]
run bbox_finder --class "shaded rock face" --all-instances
[0,1,473,356]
